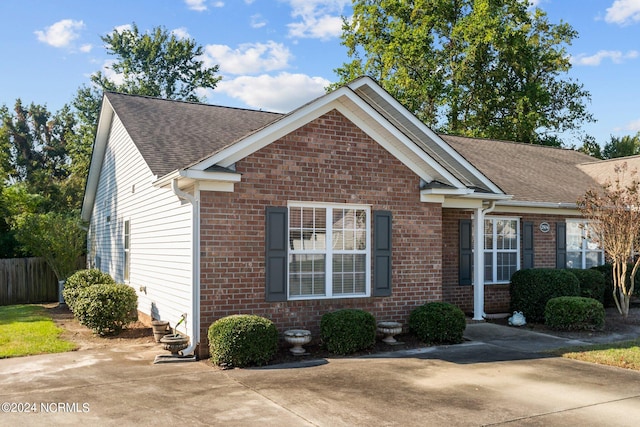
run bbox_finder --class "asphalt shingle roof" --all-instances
[105,92,282,178]
[105,92,607,206]
[440,134,601,204]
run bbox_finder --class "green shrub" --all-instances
[73,283,138,335]
[408,302,466,344]
[320,309,376,355]
[544,296,605,331]
[208,315,278,368]
[510,269,580,323]
[567,269,605,304]
[63,269,115,313]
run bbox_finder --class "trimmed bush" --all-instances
[208,315,278,368]
[510,268,580,323]
[408,302,466,344]
[73,283,138,335]
[544,296,605,331]
[567,268,605,304]
[320,309,376,355]
[63,269,115,313]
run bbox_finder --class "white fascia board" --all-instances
[420,187,474,196]
[80,96,114,222]
[189,87,352,171]
[153,168,242,191]
[348,77,503,195]
[492,200,580,215]
[462,193,513,201]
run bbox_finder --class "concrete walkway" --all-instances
[1,323,640,426]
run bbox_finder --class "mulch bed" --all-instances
[44,302,640,365]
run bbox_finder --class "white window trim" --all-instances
[287,202,371,300]
[566,219,604,269]
[484,216,520,284]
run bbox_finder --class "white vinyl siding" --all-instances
[89,113,193,323]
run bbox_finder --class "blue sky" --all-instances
[0,0,639,147]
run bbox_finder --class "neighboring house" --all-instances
[81,76,611,358]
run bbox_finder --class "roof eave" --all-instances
[81,95,113,222]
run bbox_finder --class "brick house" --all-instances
[81,77,609,358]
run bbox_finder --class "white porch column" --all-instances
[473,202,496,321]
[473,207,485,320]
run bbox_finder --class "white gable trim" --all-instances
[81,96,116,222]
[349,77,503,195]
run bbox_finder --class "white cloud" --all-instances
[605,0,640,25]
[216,73,330,112]
[571,50,639,66]
[98,60,126,86]
[79,44,93,53]
[251,14,267,29]
[285,0,350,40]
[623,118,640,132]
[202,41,292,75]
[171,27,191,39]
[34,19,85,48]
[213,1,224,7]
[185,0,208,11]
[113,24,132,34]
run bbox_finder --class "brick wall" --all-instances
[198,109,443,357]
[442,209,581,315]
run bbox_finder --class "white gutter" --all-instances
[171,179,200,357]
[496,200,577,209]
[473,201,496,321]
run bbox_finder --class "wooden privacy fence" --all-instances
[0,257,59,305]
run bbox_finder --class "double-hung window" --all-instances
[484,217,520,283]
[566,220,603,269]
[288,203,370,299]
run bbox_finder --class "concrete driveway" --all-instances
[1,324,640,426]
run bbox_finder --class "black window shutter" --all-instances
[459,219,473,285]
[556,222,567,269]
[265,207,287,301]
[523,221,534,269]
[373,210,392,297]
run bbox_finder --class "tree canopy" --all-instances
[602,133,640,160]
[333,0,594,146]
[0,23,221,258]
[90,23,221,101]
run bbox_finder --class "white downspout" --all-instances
[473,201,496,321]
[171,179,200,357]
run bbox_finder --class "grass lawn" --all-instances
[0,304,77,358]
[554,339,640,371]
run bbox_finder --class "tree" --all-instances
[67,23,222,196]
[578,163,640,318]
[601,133,640,160]
[13,211,86,281]
[0,100,77,212]
[90,23,221,101]
[333,0,594,145]
[577,135,602,159]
